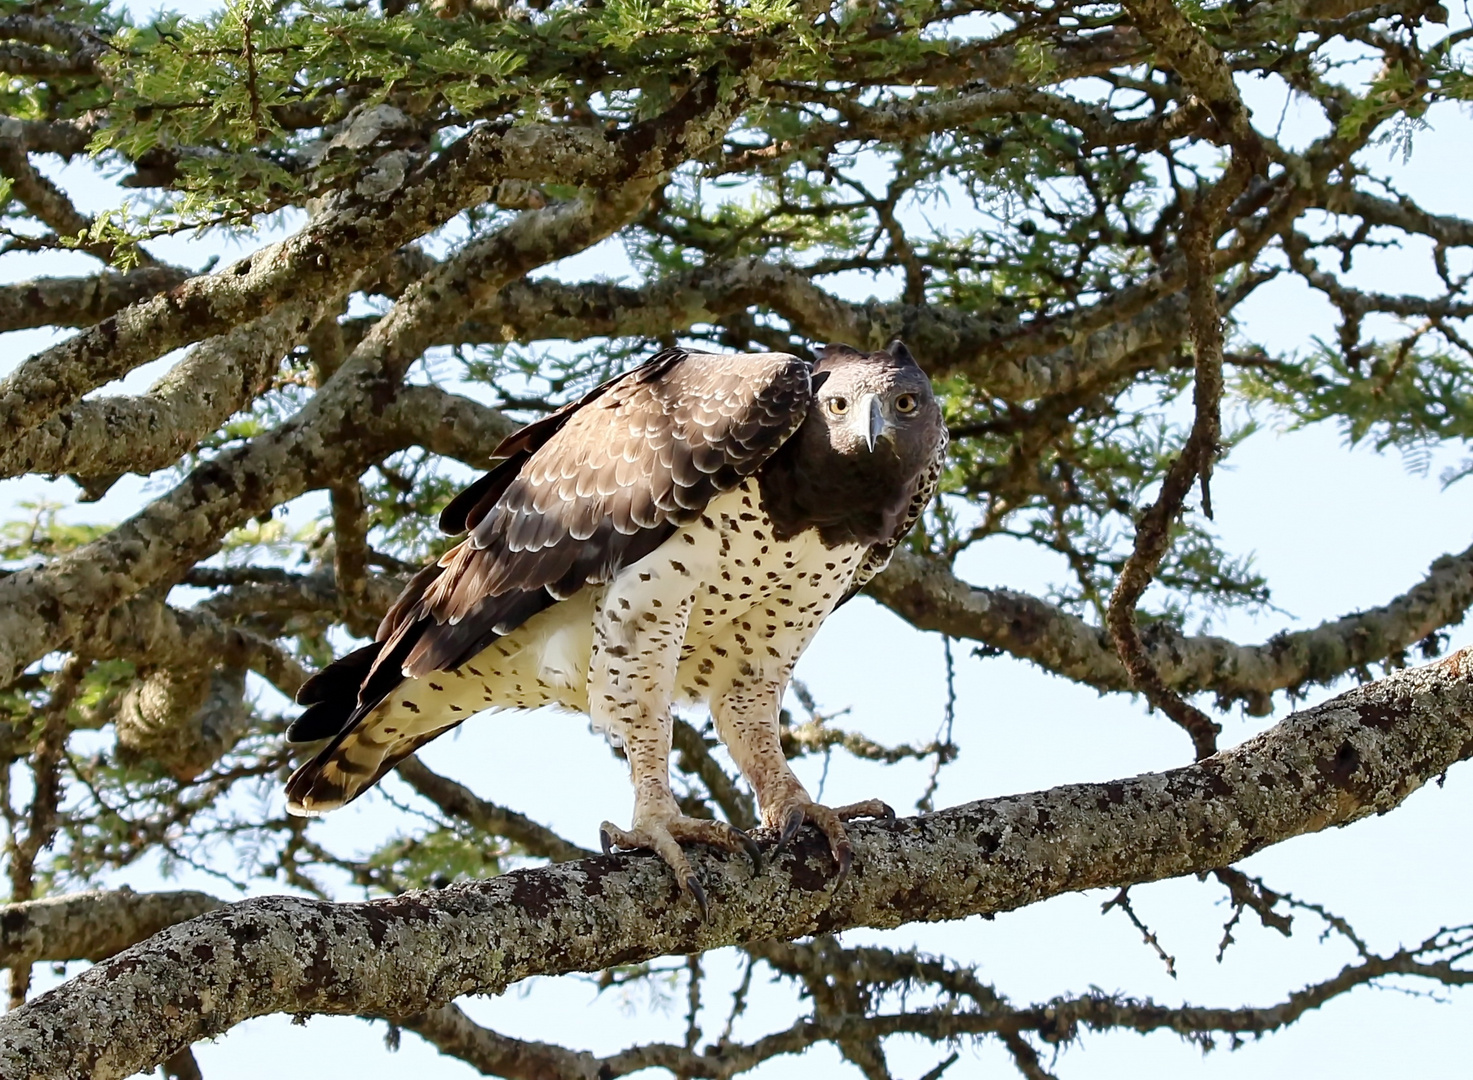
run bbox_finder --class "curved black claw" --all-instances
[776,805,805,851]
[686,875,710,921]
[599,827,615,856]
[777,807,813,854]
[875,801,897,824]
[833,844,854,892]
[738,829,763,874]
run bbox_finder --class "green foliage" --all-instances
[0,502,112,563]
[364,824,505,890]
[1239,341,1473,483]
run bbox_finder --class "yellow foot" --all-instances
[768,796,895,890]
[599,814,760,919]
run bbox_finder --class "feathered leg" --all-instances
[711,679,892,889]
[589,567,758,917]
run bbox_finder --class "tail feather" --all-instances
[286,641,384,743]
[285,712,464,814]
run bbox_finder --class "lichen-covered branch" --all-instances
[4,647,1471,1079]
[0,889,224,968]
[0,266,188,333]
[71,595,308,702]
[0,299,329,481]
[442,260,1258,403]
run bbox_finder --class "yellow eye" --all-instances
[826,397,849,415]
[895,393,918,414]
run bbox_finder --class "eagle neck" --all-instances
[755,433,909,548]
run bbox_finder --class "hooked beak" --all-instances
[854,392,888,452]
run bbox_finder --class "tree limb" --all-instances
[0,298,330,481]
[0,889,224,968]
[5,647,1472,1079]
[0,266,188,333]
[867,545,1473,712]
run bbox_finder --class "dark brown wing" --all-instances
[288,348,812,747]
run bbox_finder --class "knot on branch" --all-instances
[116,665,250,781]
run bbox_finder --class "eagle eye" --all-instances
[895,393,918,414]
[826,397,849,415]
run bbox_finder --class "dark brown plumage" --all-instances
[285,341,946,911]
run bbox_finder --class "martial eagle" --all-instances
[285,341,947,912]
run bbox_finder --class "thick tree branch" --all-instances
[1117,0,1263,161]
[868,545,1473,712]
[0,266,188,332]
[443,260,1260,403]
[0,298,329,481]
[885,26,1146,89]
[71,594,309,701]
[379,384,519,470]
[5,647,1472,1079]
[0,889,224,968]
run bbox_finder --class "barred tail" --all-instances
[285,705,462,814]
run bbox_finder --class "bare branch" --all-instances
[868,544,1473,713]
[0,266,187,333]
[0,298,331,481]
[0,889,224,968]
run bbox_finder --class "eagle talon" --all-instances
[833,842,854,891]
[738,830,763,874]
[777,805,805,850]
[599,826,616,856]
[685,875,710,920]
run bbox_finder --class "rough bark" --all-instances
[442,260,1241,402]
[0,267,189,333]
[70,595,309,702]
[0,889,224,968]
[0,299,330,481]
[4,647,1471,1080]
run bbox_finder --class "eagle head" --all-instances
[810,339,941,469]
